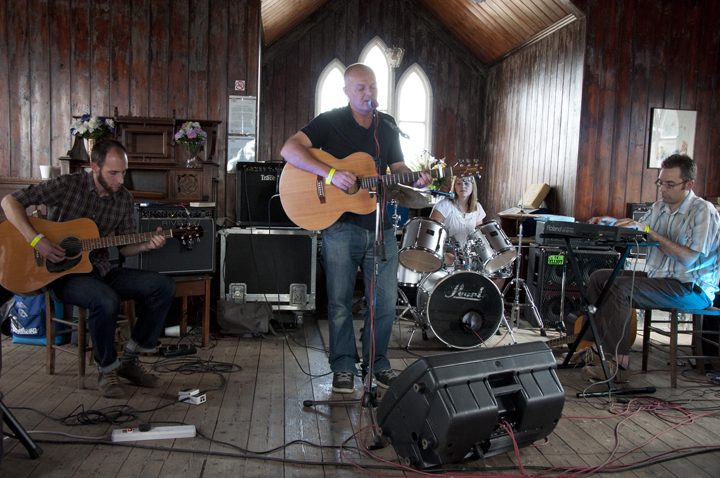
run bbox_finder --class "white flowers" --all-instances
[70,114,115,140]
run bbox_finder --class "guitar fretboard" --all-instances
[358,167,452,189]
[81,230,172,251]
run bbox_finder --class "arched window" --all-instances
[396,65,433,169]
[315,59,347,115]
[359,38,392,113]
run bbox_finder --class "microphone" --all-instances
[428,190,455,199]
[367,98,379,109]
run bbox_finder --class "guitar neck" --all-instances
[359,166,453,189]
[81,230,172,252]
[545,333,578,349]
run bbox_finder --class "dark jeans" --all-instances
[588,269,711,357]
[49,267,177,372]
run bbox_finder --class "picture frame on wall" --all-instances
[648,108,697,169]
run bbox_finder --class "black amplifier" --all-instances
[125,205,216,274]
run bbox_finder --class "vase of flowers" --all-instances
[174,121,207,168]
[70,114,115,160]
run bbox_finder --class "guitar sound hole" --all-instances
[60,237,82,258]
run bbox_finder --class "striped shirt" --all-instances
[12,172,135,276]
[640,190,720,301]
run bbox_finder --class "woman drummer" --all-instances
[429,176,485,267]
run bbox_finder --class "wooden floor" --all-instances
[2,311,720,477]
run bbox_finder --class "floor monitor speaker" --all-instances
[377,342,564,469]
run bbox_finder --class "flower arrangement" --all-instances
[70,114,115,140]
[414,151,447,190]
[174,121,207,154]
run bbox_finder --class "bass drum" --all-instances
[417,271,504,349]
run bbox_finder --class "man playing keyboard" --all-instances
[582,154,720,383]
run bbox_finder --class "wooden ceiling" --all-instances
[261,0,582,64]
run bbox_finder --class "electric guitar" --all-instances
[544,310,638,351]
[0,217,203,294]
[279,149,483,231]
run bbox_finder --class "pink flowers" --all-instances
[175,121,207,153]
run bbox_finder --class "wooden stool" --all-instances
[45,293,136,389]
[172,275,212,347]
[641,307,720,387]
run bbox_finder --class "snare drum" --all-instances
[399,217,448,273]
[470,220,517,273]
[416,270,503,348]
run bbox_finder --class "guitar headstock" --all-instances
[171,225,204,250]
[451,159,484,179]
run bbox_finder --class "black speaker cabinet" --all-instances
[377,342,564,469]
[126,205,216,274]
[627,202,654,256]
[235,163,294,227]
[526,245,621,329]
[220,228,317,311]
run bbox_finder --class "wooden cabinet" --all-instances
[59,111,222,203]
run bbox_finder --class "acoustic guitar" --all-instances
[0,217,203,294]
[279,149,483,231]
[544,309,638,351]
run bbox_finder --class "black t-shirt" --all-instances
[301,105,405,230]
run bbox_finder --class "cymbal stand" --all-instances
[501,221,547,336]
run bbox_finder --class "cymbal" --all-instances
[498,212,541,220]
[386,184,430,209]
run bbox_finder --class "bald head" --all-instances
[344,63,376,85]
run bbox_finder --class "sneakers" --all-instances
[98,369,125,398]
[118,360,164,388]
[374,369,399,389]
[332,371,356,393]
[585,361,631,384]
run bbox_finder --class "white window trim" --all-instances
[359,37,394,114]
[396,64,433,156]
[315,59,346,116]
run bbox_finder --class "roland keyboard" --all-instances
[536,221,648,246]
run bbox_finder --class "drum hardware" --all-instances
[390,199,403,233]
[501,221,546,336]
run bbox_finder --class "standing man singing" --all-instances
[281,63,431,393]
[583,154,720,383]
[1,139,177,398]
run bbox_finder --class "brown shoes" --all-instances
[118,361,164,388]
[559,347,597,364]
[585,361,631,384]
[98,369,125,398]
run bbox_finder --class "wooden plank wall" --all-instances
[0,0,261,221]
[482,19,586,218]
[573,0,720,220]
[260,0,487,169]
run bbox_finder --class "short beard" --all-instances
[97,173,117,195]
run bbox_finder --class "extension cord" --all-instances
[111,425,196,442]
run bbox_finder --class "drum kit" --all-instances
[389,188,544,350]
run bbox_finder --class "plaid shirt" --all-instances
[640,190,720,301]
[12,172,136,276]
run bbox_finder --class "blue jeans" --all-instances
[49,267,177,372]
[322,221,398,374]
[588,269,712,356]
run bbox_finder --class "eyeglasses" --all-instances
[654,179,688,189]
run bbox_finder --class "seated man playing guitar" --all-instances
[584,154,720,383]
[281,63,431,394]
[1,139,177,398]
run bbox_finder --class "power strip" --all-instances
[111,425,196,442]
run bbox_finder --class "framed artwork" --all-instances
[648,108,697,168]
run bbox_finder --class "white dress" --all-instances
[432,199,486,248]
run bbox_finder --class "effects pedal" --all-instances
[159,343,198,357]
[178,389,207,405]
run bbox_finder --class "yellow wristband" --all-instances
[644,225,650,233]
[30,233,44,248]
[325,168,336,185]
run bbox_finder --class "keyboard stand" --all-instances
[553,237,657,398]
